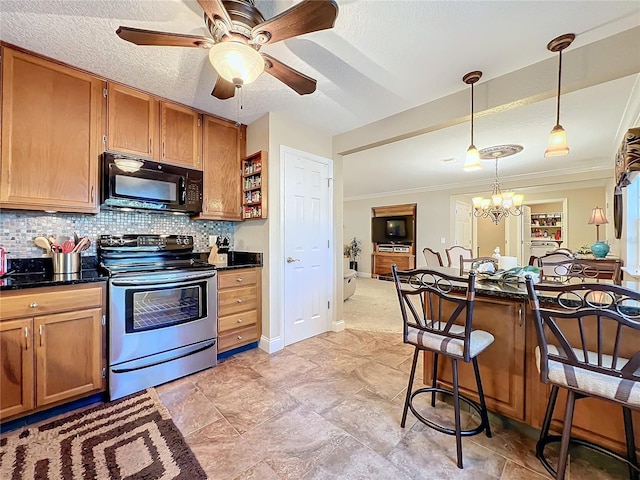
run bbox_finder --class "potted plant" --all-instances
[344,237,362,271]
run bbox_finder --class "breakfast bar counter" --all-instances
[408,267,640,457]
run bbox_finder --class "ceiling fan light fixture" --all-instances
[208,41,265,85]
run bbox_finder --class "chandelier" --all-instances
[472,145,524,224]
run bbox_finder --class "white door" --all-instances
[455,201,472,250]
[283,147,333,346]
[513,205,532,265]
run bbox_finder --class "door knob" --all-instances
[286,257,300,263]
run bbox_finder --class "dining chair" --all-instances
[525,277,640,480]
[392,265,493,469]
[422,247,444,267]
[459,256,498,276]
[445,245,472,269]
[537,252,574,282]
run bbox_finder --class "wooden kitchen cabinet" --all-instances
[0,46,104,213]
[372,250,415,278]
[197,115,246,221]
[424,297,526,421]
[160,101,202,169]
[106,83,159,158]
[217,268,262,353]
[0,283,106,421]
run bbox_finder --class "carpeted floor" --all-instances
[343,275,403,333]
[0,389,206,480]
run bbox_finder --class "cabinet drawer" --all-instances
[218,286,257,316]
[219,310,258,333]
[218,269,258,289]
[218,325,259,352]
[1,285,104,320]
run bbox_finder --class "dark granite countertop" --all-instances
[1,256,107,291]
[196,250,263,271]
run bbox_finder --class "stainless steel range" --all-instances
[99,234,217,400]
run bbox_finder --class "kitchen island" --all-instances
[406,267,640,457]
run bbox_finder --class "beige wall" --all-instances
[477,216,505,257]
[239,113,333,352]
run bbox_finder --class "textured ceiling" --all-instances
[1,1,639,198]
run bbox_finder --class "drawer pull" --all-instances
[237,318,243,323]
[237,335,242,340]
[24,326,29,350]
[236,277,243,283]
[237,299,242,303]
[39,324,44,346]
[30,302,38,308]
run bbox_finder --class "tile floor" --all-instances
[156,329,629,480]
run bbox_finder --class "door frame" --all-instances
[279,145,334,346]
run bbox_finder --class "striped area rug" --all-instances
[0,389,206,480]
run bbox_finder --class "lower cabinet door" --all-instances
[0,318,34,419]
[218,325,259,353]
[35,308,103,407]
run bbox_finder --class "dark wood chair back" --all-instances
[422,247,444,267]
[445,246,472,268]
[525,277,640,399]
[392,265,477,362]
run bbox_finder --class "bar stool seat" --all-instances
[392,265,493,469]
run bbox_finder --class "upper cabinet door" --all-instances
[160,102,202,169]
[196,115,245,221]
[106,83,159,159]
[0,47,103,213]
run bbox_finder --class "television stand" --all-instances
[371,204,417,278]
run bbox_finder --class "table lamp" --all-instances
[588,207,609,258]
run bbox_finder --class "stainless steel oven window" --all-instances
[124,281,208,333]
[114,175,178,201]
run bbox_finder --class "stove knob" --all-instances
[119,238,126,246]
[176,237,182,245]
[184,237,191,245]
[108,237,116,246]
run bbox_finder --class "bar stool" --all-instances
[525,277,640,480]
[392,265,494,469]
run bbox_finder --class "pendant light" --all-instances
[544,33,574,157]
[463,71,483,171]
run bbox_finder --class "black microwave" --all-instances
[101,152,203,215]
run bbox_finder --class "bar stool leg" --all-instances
[557,390,576,480]
[401,348,419,428]
[537,385,560,461]
[431,353,439,407]
[623,407,639,480]
[472,357,491,438]
[452,358,463,469]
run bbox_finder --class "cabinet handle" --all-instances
[518,306,523,327]
[237,335,243,340]
[39,324,43,347]
[91,186,95,202]
[236,278,243,283]
[30,302,38,308]
[162,142,166,158]
[237,299,242,303]
[24,326,29,350]
[237,318,243,323]
[149,138,152,155]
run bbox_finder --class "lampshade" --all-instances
[208,42,265,85]
[463,71,483,171]
[544,124,569,157]
[588,207,608,226]
[544,34,574,158]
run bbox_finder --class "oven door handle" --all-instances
[111,270,216,286]
[111,340,216,374]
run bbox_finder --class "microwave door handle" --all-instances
[180,177,186,205]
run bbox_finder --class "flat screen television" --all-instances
[371,215,414,244]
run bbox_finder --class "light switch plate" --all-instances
[441,237,446,244]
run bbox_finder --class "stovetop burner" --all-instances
[98,234,215,276]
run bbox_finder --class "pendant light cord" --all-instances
[470,81,475,145]
[555,49,563,126]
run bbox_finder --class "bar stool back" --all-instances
[392,265,494,469]
[525,277,640,480]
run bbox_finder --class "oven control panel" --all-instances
[99,235,193,251]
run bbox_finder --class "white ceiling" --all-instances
[1,1,639,198]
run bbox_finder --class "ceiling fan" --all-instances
[116,0,339,100]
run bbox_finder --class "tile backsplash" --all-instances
[0,210,234,258]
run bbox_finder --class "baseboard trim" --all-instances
[259,334,283,353]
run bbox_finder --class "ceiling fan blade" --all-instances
[211,76,236,100]
[262,54,316,96]
[197,0,233,29]
[251,0,338,45]
[116,26,213,48]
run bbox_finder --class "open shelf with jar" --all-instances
[530,212,563,241]
[242,151,267,220]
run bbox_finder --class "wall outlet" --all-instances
[209,235,218,247]
[440,237,446,244]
